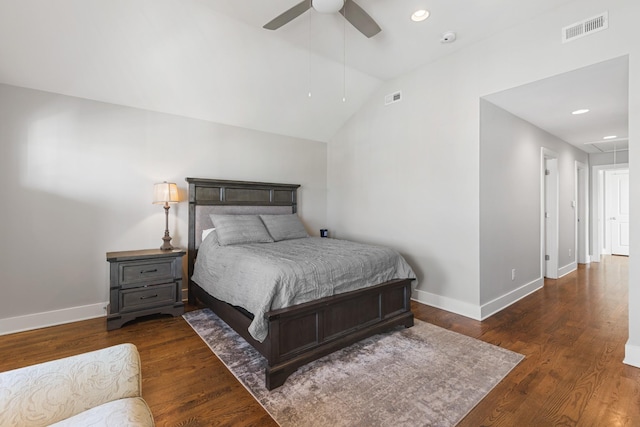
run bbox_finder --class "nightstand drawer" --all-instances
[120,283,176,312]
[119,259,174,286]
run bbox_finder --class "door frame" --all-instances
[575,161,590,264]
[541,148,559,279]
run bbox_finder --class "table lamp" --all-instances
[153,181,179,250]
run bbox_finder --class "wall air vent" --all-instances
[562,11,608,43]
[384,91,402,106]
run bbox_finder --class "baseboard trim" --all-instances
[412,289,482,320]
[624,343,640,368]
[412,278,545,322]
[558,262,577,278]
[0,303,107,336]
[480,277,544,320]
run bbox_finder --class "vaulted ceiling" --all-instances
[0,0,625,150]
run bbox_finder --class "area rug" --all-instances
[183,309,523,427]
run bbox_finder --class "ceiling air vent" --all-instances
[384,91,402,106]
[562,11,608,43]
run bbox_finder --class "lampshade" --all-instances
[153,182,179,204]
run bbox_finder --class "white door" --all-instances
[545,157,559,278]
[606,170,630,256]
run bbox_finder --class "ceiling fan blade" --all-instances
[263,0,312,30]
[340,0,381,38]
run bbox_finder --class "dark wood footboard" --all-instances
[264,278,413,389]
[192,278,413,390]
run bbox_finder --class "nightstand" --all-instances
[106,249,185,330]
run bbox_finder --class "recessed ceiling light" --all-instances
[603,135,617,140]
[571,109,590,115]
[411,9,430,22]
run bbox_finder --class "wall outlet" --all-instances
[511,269,516,281]
[569,248,572,257]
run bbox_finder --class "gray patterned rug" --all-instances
[183,309,523,427]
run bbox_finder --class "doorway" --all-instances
[591,164,630,261]
[605,169,630,256]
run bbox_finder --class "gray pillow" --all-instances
[260,214,309,242]
[209,214,274,246]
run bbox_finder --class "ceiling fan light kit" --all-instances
[312,0,345,14]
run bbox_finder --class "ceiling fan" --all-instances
[263,0,381,38]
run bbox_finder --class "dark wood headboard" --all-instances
[185,178,301,303]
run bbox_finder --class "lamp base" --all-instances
[160,203,174,251]
[160,233,174,251]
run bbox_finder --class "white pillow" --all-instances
[202,228,216,242]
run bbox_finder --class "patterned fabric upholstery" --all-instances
[0,343,154,427]
[49,397,154,427]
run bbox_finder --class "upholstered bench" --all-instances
[0,343,154,426]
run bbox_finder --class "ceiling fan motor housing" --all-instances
[312,0,345,13]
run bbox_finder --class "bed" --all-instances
[186,178,415,390]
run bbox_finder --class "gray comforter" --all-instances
[192,235,416,342]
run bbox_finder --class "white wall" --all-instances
[328,60,482,317]
[328,0,639,367]
[479,100,588,314]
[0,83,327,334]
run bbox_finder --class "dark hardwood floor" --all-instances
[1,256,638,426]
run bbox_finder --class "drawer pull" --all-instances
[140,269,158,274]
[140,294,158,300]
